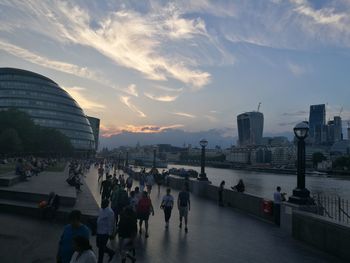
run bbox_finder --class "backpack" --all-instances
[137,198,151,214]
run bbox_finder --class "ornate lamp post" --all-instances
[289,122,311,205]
[198,138,208,181]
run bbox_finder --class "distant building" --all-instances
[87,116,100,151]
[348,126,350,141]
[309,104,326,142]
[237,111,264,146]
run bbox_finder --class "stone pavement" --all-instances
[84,168,345,263]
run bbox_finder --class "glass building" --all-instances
[237,111,264,146]
[0,68,95,151]
[309,104,326,139]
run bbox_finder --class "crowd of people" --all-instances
[14,157,58,181]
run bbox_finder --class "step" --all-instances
[0,198,97,226]
[0,189,76,207]
[0,173,21,186]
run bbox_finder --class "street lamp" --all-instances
[289,122,311,205]
[198,138,209,181]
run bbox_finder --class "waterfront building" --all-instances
[225,147,251,164]
[87,116,100,151]
[237,111,264,146]
[0,68,95,152]
[270,145,296,167]
[309,104,326,141]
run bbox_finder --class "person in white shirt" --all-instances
[273,186,286,226]
[96,199,115,263]
[70,236,97,263]
[161,188,174,228]
[145,174,154,195]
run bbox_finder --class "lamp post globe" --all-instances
[293,121,309,140]
[289,121,311,205]
[198,138,209,181]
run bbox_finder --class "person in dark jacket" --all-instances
[218,181,225,206]
[231,179,245,193]
[118,206,137,263]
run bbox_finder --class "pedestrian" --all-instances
[70,236,97,263]
[118,207,137,263]
[110,184,120,225]
[97,166,104,182]
[218,181,225,207]
[126,175,133,194]
[129,191,138,212]
[136,191,154,238]
[139,173,145,193]
[96,199,115,263]
[100,175,113,203]
[145,173,154,195]
[178,184,190,233]
[57,210,90,263]
[161,188,174,228]
[155,172,163,194]
[273,186,286,226]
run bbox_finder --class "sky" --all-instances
[0,0,350,140]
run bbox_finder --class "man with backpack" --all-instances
[136,191,154,238]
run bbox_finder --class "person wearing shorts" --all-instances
[136,191,154,238]
[178,185,190,233]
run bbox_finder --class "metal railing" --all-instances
[312,193,350,225]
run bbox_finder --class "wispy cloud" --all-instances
[0,1,214,88]
[144,93,179,102]
[63,87,105,111]
[101,123,184,137]
[119,96,146,118]
[173,112,196,118]
[287,62,306,76]
[126,84,138,97]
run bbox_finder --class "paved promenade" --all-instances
[85,168,344,263]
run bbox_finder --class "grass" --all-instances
[45,162,67,172]
[0,163,15,175]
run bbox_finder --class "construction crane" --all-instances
[339,107,343,117]
[257,102,261,112]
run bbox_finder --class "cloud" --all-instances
[282,110,308,117]
[101,123,184,137]
[0,1,214,88]
[126,84,138,97]
[0,39,102,82]
[119,96,146,118]
[287,62,306,76]
[144,92,179,102]
[63,86,105,111]
[173,112,196,118]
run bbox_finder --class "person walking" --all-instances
[100,175,113,203]
[218,181,225,207]
[139,173,146,193]
[178,185,190,233]
[70,236,97,263]
[161,188,174,228]
[57,210,90,263]
[118,207,137,263]
[97,166,104,182]
[126,175,133,194]
[96,199,115,263]
[145,173,154,195]
[136,191,154,238]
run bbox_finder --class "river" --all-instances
[168,164,350,200]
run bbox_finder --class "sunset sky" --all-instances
[0,0,350,138]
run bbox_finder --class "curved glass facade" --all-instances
[0,68,95,151]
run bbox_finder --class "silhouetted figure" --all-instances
[178,184,190,233]
[231,179,245,193]
[70,236,97,263]
[218,181,225,206]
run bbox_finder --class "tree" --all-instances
[333,156,350,170]
[312,152,326,168]
[0,128,22,154]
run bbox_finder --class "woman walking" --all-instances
[161,188,174,228]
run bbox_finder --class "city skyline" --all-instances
[0,0,350,139]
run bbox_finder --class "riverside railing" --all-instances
[312,193,350,225]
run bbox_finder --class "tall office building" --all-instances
[237,111,264,146]
[309,104,326,143]
[87,116,100,151]
[333,116,342,142]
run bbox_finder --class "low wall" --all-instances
[166,176,274,223]
[292,211,350,261]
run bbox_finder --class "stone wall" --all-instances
[292,210,350,261]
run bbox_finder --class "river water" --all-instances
[168,164,350,200]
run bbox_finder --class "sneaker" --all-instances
[179,223,182,228]
[185,227,188,233]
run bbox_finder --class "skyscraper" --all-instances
[309,104,326,142]
[237,111,264,146]
[87,116,100,151]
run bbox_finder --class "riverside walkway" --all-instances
[84,168,344,263]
